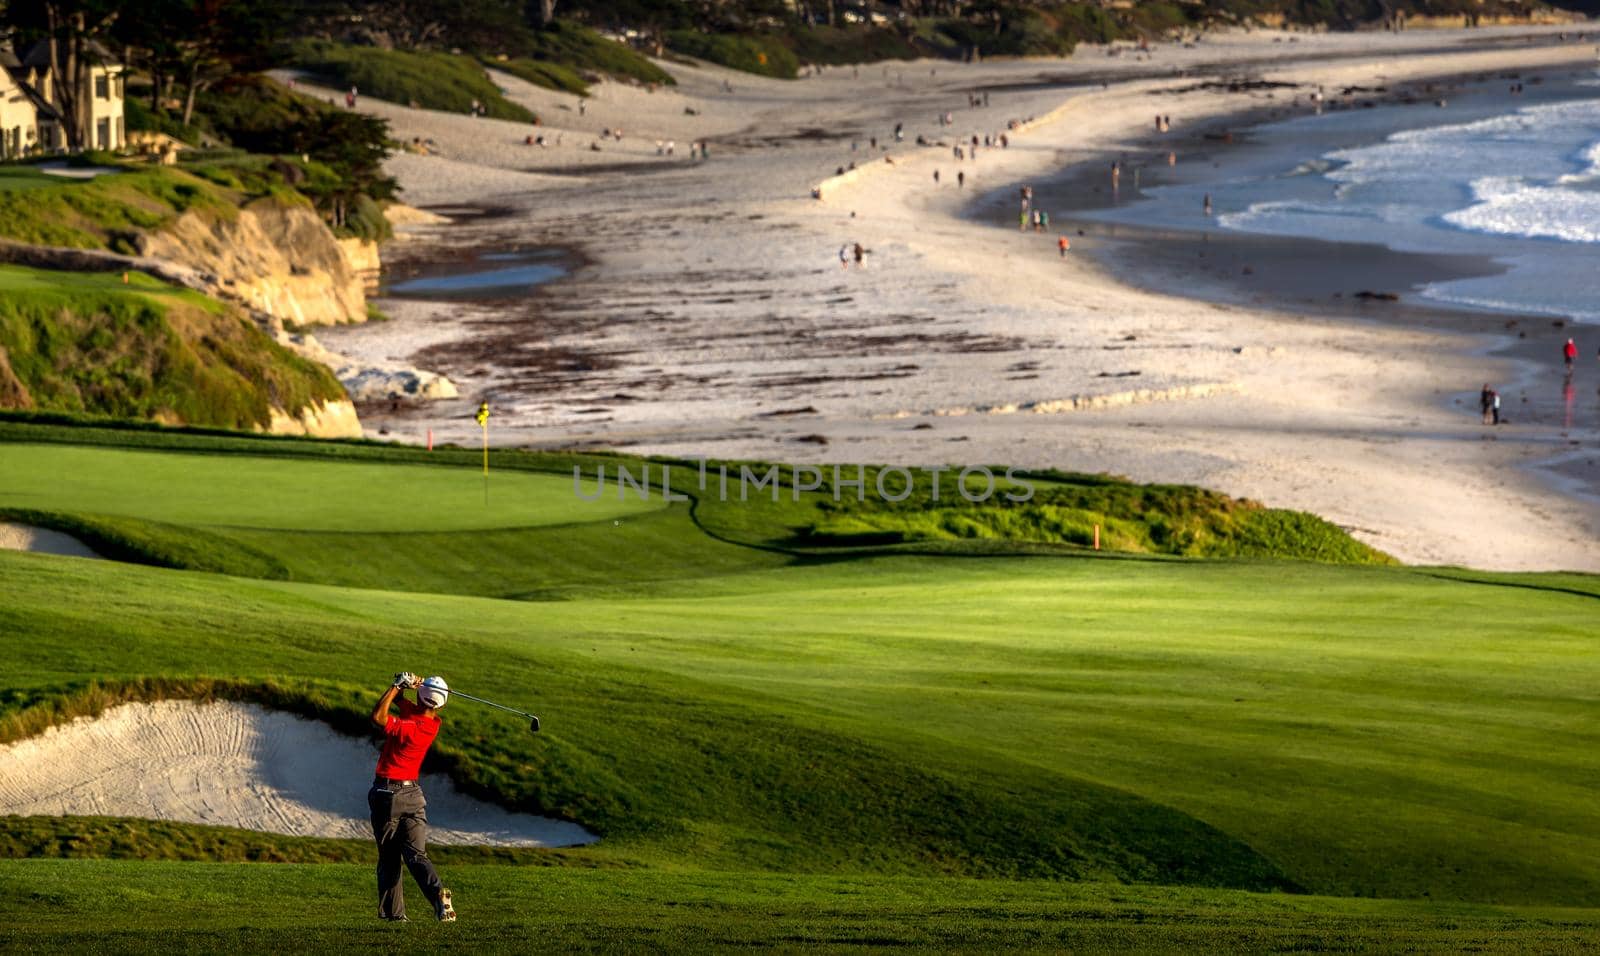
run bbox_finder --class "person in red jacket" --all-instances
[369,673,456,922]
[1564,337,1578,370]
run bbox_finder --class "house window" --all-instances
[97,117,110,149]
[95,75,108,99]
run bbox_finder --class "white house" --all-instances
[0,50,57,159]
[0,39,124,156]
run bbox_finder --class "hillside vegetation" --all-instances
[0,269,343,430]
[289,41,537,121]
[0,167,237,251]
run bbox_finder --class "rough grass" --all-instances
[0,816,599,867]
[7,860,1598,953]
[498,20,675,91]
[707,462,1392,564]
[290,41,535,122]
[0,166,234,249]
[489,56,590,96]
[666,31,800,79]
[0,267,344,429]
[0,166,67,194]
[782,25,925,65]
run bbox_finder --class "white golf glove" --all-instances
[392,672,419,690]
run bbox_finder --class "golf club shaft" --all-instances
[452,690,536,719]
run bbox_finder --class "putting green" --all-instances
[0,443,660,531]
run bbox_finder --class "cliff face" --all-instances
[139,199,375,328]
[0,263,361,439]
[267,399,364,438]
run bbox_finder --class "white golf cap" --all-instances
[419,676,449,709]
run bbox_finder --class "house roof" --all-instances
[22,38,119,69]
[15,78,63,121]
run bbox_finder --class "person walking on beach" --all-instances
[1480,384,1494,424]
[1058,235,1069,258]
[369,673,456,923]
[839,245,850,270]
[957,170,965,188]
[1564,337,1578,371]
[853,242,865,268]
[1203,193,1213,216]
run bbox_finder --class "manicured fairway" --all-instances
[4,860,1598,953]
[0,442,657,530]
[3,423,1597,951]
[3,547,1597,905]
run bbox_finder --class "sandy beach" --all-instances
[308,25,1600,572]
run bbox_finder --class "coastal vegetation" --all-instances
[288,41,536,122]
[0,267,345,430]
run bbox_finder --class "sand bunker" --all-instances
[0,700,596,847]
[0,522,100,559]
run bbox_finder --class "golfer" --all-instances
[369,672,456,922]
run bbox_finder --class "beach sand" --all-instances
[309,26,1600,572]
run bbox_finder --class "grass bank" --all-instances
[289,41,536,122]
[0,268,344,430]
[0,166,235,250]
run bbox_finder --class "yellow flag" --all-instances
[475,402,489,427]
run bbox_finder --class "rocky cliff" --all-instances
[139,199,374,328]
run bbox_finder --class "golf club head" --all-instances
[529,715,540,733]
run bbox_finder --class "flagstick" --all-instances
[482,421,489,506]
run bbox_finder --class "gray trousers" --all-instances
[368,783,443,920]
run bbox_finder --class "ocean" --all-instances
[1081,72,1600,325]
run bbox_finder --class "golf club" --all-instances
[452,691,540,733]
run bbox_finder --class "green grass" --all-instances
[0,267,344,430]
[0,427,1387,597]
[0,443,656,531]
[0,166,66,194]
[0,165,234,249]
[290,41,535,122]
[4,860,1598,953]
[666,32,800,79]
[489,20,676,94]
[1,423,1597,946]
[490,56,590,96]
[0,426,1597,903]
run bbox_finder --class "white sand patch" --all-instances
[0,700,596,847]
[36,162,121,179]
[0,523,100,558]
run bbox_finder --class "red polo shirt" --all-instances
[375,698,440,781]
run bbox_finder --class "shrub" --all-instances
[289,40,535,122]
[522,20,674,86]
[491,57,590,96]
[666,31,799,79]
